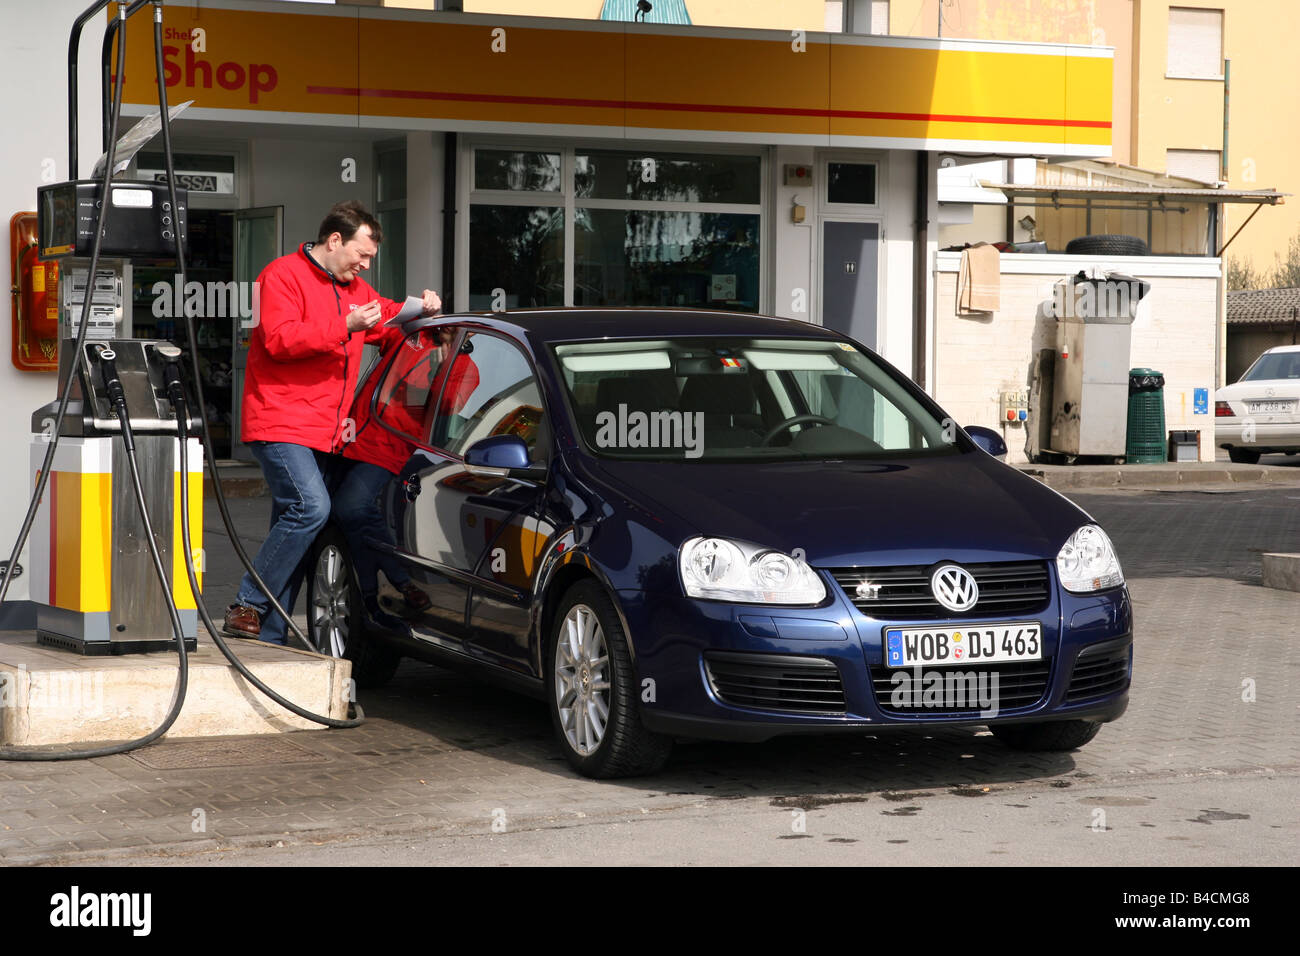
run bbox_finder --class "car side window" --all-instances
[433,331,548,462]
[373,327,462,446]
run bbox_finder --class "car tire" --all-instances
[305,525,402,688]
[546,581,673,778]
[989,719,1103,751]
[1227,447,1261,464]
[1064,234,1150,256]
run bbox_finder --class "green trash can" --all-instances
[1127,368,1166,463]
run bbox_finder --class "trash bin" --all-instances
[1048,271,1148,458]
[1127,368,1166,463]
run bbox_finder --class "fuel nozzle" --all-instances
[96,344,134,452]
[96,345,127,413]
[152,342,187,409]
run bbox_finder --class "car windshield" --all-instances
[1240,351,1300,382]
[551,337,958,461]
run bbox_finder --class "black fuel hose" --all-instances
[171,384,362,728]
[0,5,196,761]
[149,0,311,651]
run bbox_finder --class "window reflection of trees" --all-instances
[470,206,564,307]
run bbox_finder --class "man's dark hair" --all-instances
[317,200,383,245]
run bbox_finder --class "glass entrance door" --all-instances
[232,206,283,461]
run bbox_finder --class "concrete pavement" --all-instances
[0,488,1296,865]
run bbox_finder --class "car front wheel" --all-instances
[1228,447,1261,464]
[989,719,1103,751]
[547,581,672,778]
[306,525,401,688]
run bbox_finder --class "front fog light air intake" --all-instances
[679,536,826,604]
[1056,525,1124,593]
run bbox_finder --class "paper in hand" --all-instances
[384,296,426,327]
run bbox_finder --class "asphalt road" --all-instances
[104,486,1299,866]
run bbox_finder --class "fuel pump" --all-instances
[0,0,361,760]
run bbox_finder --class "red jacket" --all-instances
[344,334,480,474]
[241,244,403,452]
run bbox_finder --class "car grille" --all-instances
[828,561,1051,619]
[1066,643,1131,702]
[871,659,1053,716]
[704,652,846,715]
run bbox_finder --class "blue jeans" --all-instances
[236,442,335,645]
[331,460,411,601]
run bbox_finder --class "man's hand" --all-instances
[420,289,442,317]
[346,299,382,332]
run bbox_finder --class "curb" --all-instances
[1015,466,1300,490]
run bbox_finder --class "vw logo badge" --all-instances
[931,564,978,613]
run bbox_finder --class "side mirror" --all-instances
[965,425,1008,461]
[464,435,547,481]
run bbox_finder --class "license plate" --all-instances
[1246,400,1295,414]
[884,623,1042,668]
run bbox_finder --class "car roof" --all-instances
[434,307,849,343]
[1261,344,1300,354]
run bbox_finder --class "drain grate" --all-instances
[126,736,324,770]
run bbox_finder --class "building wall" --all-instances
[1132,1,1300,275]
[934,252,1221,462]
[1227,326,1297,384]
[0,0,110,608]
[895,0,1298,276]
[247,136,378,251]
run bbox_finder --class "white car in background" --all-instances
[1215,345,1300,463]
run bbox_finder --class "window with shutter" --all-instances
[1167,148,1222,184]
[1167,7,1224,78]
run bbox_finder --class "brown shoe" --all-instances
[399,583,431,612]
[223,603,262,638]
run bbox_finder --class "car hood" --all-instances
[581,452,1091,567]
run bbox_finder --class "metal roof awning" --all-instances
[979,182,1288,205]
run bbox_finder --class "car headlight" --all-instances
[679,536,826,604]
[1056,524,1124,593]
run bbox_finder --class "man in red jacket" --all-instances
[224,200,441,646]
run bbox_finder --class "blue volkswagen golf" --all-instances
[307,309,1132,778]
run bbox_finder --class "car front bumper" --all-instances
[620,578,1132,743]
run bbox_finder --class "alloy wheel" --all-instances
[310,543,350,659]
[554,603,612,755]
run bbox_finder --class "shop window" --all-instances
[575,150,760,204]
[574,209,759,311]
[468,144,764,313]
[468,205,565,309]
[475,150,562,192]
[827,162,877,205]
[1167,7,1223,78]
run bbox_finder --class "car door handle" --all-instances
[402,474,421,501]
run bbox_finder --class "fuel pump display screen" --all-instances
[37,180,188,261]
[38,184,77,258]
